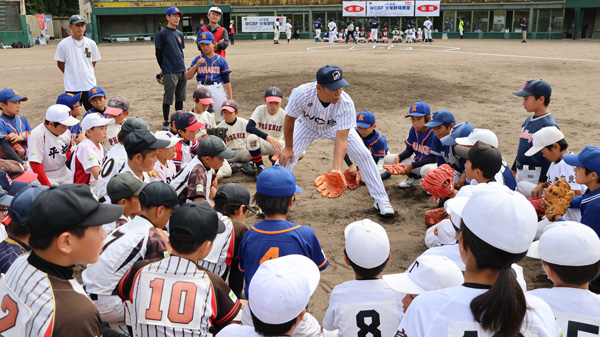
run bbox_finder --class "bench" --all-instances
[592,29,600,39]
[109,33,155,43]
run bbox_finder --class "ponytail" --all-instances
[460,221,527,337]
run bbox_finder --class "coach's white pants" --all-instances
[329,30,336,44]
[286,30,292,40]
[424,28,432,41]
[283,122,389,203]
[197,83,227,122]
[274,30,280,41]
[241,305,322,337]
[383,155,437,177]
[370,28,378,42]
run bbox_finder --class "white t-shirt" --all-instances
[424,20,433,29]
[151,159,177,184]
[328,21,337,32]
[27,123,72,172]
[529,287,600,336]
[249,105,285,141]
[546,157,584,222]
[323,279,404,336]
[217,117,248,151]
[396,285,561,336]
[286,23,293,32]
[54,36,101,92]
[102,123,121,154]
[96,143,128,201]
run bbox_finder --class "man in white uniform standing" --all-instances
[285,19,293,44]
[278,65,394,217]
[423,17,433,43]
[328,19,337,44]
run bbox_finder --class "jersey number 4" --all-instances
[260,247,280,265]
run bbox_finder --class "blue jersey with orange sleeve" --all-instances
[189,54,231,83]
[360,129,388,162]
[430,136,465,172]
[68,123,82,141]
[238,219,328,299]
[405,126,435,162]
[513,113,558,178]
[0,114,31,145]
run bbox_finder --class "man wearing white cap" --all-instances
[217,255,320,337]
[199,6,229,57]
[323,220,404,337]
[528,222,600,334]
[27,104,79,185]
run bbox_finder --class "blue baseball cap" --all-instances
[10,185,49,223]
[405,101,431,117]
[166,6,183,16]
[88,86,106,100]
[425,109,456,128]
[440,122,475,146]
[356,110,375,128]
[563,146,600,176]
[56,92,81,107]
[316,65,350,90]
[513,79,552,98]
[0,88,27,102]
[257,164,302,197]
[0,189,12,207]
[0,170,28,196]
[197,31,215,44]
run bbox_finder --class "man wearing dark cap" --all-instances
[2,184,123,336]
[82,181,177,328]
[278,65,394,217]
[54,15,101,112]
[118,201,241,336]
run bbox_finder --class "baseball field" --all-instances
[3,37,600,321]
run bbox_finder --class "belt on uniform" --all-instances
[89,293,98,301]
[200,81,221,85]
[516,162,539,170]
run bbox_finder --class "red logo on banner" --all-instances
[35,14,45,30]
[345,5,365,12]
[417,5,438,12]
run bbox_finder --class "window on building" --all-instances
[473,11,489,32]
[443,11,456,32]
[492,10,506,32]
[457,11,471,32]
[538,9,552,33]
[513,10,528,32]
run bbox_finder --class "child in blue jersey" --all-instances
[0,88,32,164]
[424,110,469,183]
[56,92,85,144]
[186,31,232,122]
[83,86,108,119]
[512,79,559,198]
[344,110,390,180]
[384,101,436,188]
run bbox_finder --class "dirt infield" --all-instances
[3,38,600,322]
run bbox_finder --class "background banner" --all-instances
[343,1,367,17]
[415,1,440,16]
[366,1,414,17]
[242,16,286,33]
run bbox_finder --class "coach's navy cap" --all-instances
[257,164,302,197]
[197,31,214,44]
[124,129,170,156]
[441,122,475,146]
[513,79,552,98]
[316,65,350,90]
[69,15,86,25]
[0,88,27,102]
[356,110,375,128]
[425,109,456,128]
[139,181,178,208]
[169,202,225,244]
[56,92,81,107]
[29,184,123,237]
[197,135,235,159]
[166,6,183,16]
[564,145,600,176]
[214,183,257,214]
[10,185,48,224]
[0,170,28,196]
[405,101,431,117]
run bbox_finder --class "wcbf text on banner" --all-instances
[242,16,286,33]
[343,1,367,17]
[366,1,414,17]
[415,1,440,16]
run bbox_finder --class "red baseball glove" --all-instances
[425,207,448,227]
[382,163,405,175]
[421,164,455,199]
[314,172,347,198]
[343,169,361,190]
[527,197,545,220]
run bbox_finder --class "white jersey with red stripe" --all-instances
[71,138,103,191]
[27,123,72,173]
[249,105,285,141]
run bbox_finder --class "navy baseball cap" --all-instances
[356,110,375,128]
[0,88,27,102]
[139,181,179,208]
[425,109,456,128]
[166,6,183,16]
[405,101,431,117]
[10,185,49,224]
[257,164,302,197]
[176,112,204,131]
[441,122,475,146]
[0,190,13,207]
[88,86,106,100]
[124,129,171,156]
[197,135,235,159]
[316,65,350,90]
[197,31,215,44]
[513,79,552,98]
[169,202,225,244]
[56,92,81,107]
[563,146,600,176]
[214,183,257,214]
[0,170,28,196]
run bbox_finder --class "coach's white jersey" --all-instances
[328,21,337,32]
[249,105,285,140]
[218,117,248,151]
[96,143,127,200]
[198,214,234,276]
[285,82,356,133]
[529,287,600,336]
[547,158,584,222]
[151,159,177,184]
[27,123,72,172]
[323,279,404,337]
[423,20,433,29]
[192,109,217,139]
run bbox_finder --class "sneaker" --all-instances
[241,162,256,176]
[256,164,266,178]
[521,40,527,43]
[161,122,170,131]
[230,163,244,174]
[399,176,420,188]
[374,201,395,217]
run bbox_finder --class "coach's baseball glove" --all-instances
[314,172,347,198]
[343,169,361,190]
[544,178,575,219]
[421,164,455,199]
[425,207,448,227]
[527,197,546,220]
[383,163,405,175]
[156,73,164,85]
[206,127,228,141]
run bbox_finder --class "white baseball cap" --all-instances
[527,221,600,266]
[82,113,115,133]
[154,131,179,148]
[382,255,464,294]
[345,219,390,269]
[208,6,222,14]
[525,127,564,157]
[461,184,538,254]
[436,219,458,245]
[45,104,80,127]
[456,129,499,148]
[444,184,480,227]
[248,255,320,325]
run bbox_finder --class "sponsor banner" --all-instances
[415,1,440,17]
[366,1,414,17]
[242,16,286,33]
[35,14,45,30]
[343,1,367,17]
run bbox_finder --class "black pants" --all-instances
[346,31,357,43]
[230,34,235,45]
[66,90,93,111]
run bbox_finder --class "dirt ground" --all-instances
[3,37,600,322]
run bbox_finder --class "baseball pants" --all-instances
[247,135,305,161]
[163,72,187,105]
[515,167,542,197]
[286,30,292,40]
[315,29,321,42]
[217,160,232,179]
[329,30,336,44]
[95,295,125,323]
[282,121,390,204]
[229,148,251,163]
[424,28,432,41]
[345,31,357,43]
[274,30,280,42]
[383,155,437,177]
[197,82,227,122]
[370,29,378,42]
[29,165,72,185]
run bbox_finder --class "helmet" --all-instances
[361,28,364,31]
[418,27,421,31]
[373,16,377,19]
[384,28,387,31]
